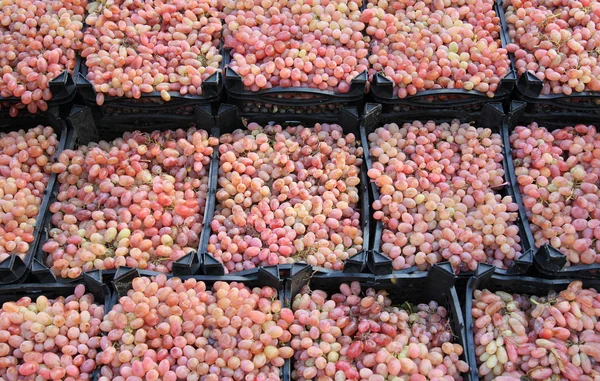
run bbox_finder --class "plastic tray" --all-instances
[498,0,600,112]
[284,262,469,381]
[368,0,516,110]
[504,100,600,278]
[76,54,224,120]
[464,264,600,381]
[196,104,370,275]
[0,110,69,284]
[362,102,534,276]
[33,105,220,283]
[224,49,368,116]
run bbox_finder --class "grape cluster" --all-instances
[505,0,600,96]
[97,275,293,381]
[290,281,469,380]
[0,0,86,115]
[510,122,600,266]
[472,281,600,380]
[82,0,223,105]
[208,122,364,273]
[362,0,511,98]
[0,126,58,262]
[0,285,104,381]
[368,120,522,272]
[42,128,218,278]
[222,0,369,92]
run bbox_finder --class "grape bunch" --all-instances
[97,275,293,381]
[82,0,223,105]
[0,0,86,115]
[0,285,104,381]
[362,0,511,98]
[222,0,369,92]
[0,126,59,262]
[42,128,218,278]
[510,122,600,266]
[208,122,364,273]
[290,281,469,380]
[472,281,600,380]
[505,0,600,96]
[368,120,522,272]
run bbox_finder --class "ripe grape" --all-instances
[42,128,218,278]
[82,0,223,105]
[0,284,104,381]
[363,0,511,98]
[208,122,365,273]
[472,281,600,380]
[368,120,522,272]
[505,0,600,95]
[291,281,469,380]
[0,0,85,114]
[97,275,293,381]
[0,126,58,262]
[510,122,600,266]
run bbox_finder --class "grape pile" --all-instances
[290,281,469,380]
[505,0,600,96]
[472,281,600,380]
[82,0,223,105]
[222,0,369,92]
[97,275,293,381]
[0,285,104,380]
[0,126,59,263]
[42,128,217,279]
[0,0,85,115]
[368,120,522,272]
[362,0,511,98]
[208,122,365,273]
[510,122,600,266]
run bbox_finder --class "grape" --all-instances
[97,275,293,381]
[0,0,85,114]
[41,128,218,278]
[208,122,365,273]
[510,122,600,266]
[472,281,600,380]
[368,120,522,272]
[82,0,223,105]
[291,281,469,380]
[363,0,511,98]
[505,0,600,96]
[0,126,58,262]
[222,0,369,92]
[0,284,104,381]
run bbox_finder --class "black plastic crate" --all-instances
[76,56,224,120]
[197,104,370,276]
[33,105,220,283]
[284,262,469,381]
[498,0,600,113]
[368,0,516,111]
[224,50,368,117]
[362,102,534,276]
[504,100,600,278]
[0,111,69,284]
[464,264,600,381]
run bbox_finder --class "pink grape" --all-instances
[97,275,293,381]
[472,281,600,380]
[82,0,223,104]
[208,122,365,273]
[368,120,522,273]
[41,128,218,278]
[0,126,58,262]
[0,284,104,381]
[510,122,600,266]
